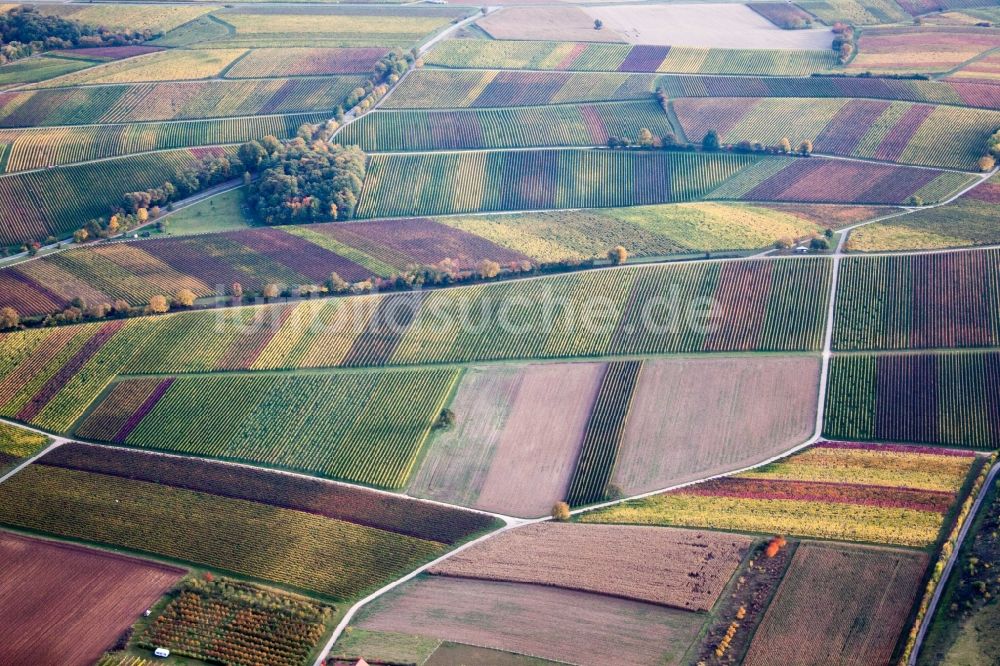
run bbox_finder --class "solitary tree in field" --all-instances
[594,18,603,30]
[608,246,628,265]
[552,501,571,521]
[145,295,169,314]
[702,130,721,151]
[262,284,280,301]
[174,289,196,308]
[0,306,19,330]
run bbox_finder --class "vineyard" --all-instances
[425,40,838,76]
[673,97,1000,170]
[338,101,676,152]
[849,26,1000,73]
[0,146,238,245]
[846,176,1000,251]
[834,248,1000,350]
[225,47,389,77]
[0,76,366,127]
[30,49,248,88]
[0,113,327,172]
[382,69,657,109]
[355,149,761,218]
[80,369,459,488]
[947,50,1000,84]
[138,577,333,666]
[0,54,99,88]
[565,361,643,506]
[706,155,976,205]
[0,421,48,474]
[659,74,1000,111]
[0,462,458,599]
[824,352,1000,448]
[743,543,929,666]
[43,442,499,543]
[582,440,979,546]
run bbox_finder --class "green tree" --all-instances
[702,130,721,151]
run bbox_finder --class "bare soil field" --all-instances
[406,365,523,508]
[583,4,834,49]
[355,576,705,666]
[477,6,626,42]
[0,531,184,666]
[411,362,604,517]
[612,355,820,496]
[743,542,929,666]
[429,523,751,611]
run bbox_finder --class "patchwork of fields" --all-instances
[0,3,996,665]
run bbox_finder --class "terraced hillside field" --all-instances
[0,443,497,599]
[0,146,236,245]
[0,76,366,127]
[382,70,658,109]
[0,113,327,172]
[338,101,676,152]
[659,74,1000,111]
[355,149,759,218]
[673,96,1000,170]
[425,40,839,76]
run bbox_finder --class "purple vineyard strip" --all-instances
[114,378,175,443]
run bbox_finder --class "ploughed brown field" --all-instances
[0,531,184,666]
[355,576,705,666]
[429,523,751,611]
[613,355,820,495]
[409,362,604,517]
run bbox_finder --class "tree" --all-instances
[477,259,501,279]
[174,288,196,308]
[73,228,88,243]
[809,236,830,251]
[702,130,721,151]
[262,283,280,301]
[637,128,655,148]
[774,237,794,250]
[778,137,792,154]
[145,295,169,314]
[607,245,628,265]
[978,155,996,172]
[798,140,813,155]
[0,306,19,330]
[112,299,131,316]
[824,228,834,239]
[228,282,243,302]
[910,195,924,207]
[434,408,456,430]
[551,501,571,521]
[326,272,349,293]
[594,18,603,30]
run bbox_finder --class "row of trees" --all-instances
[978,129,999,172]
[0,7,158,65]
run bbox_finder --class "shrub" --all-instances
[552,501,571,521]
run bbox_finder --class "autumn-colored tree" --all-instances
[73,228,88,243]
[978,155,996,172]
[778,137,792,154]
[764,535,787,557]
[229,282,243,301]
[174,289,196,308]
[798,140,813,155]
[0,306,19,330]
[326,272,349,293]
[551,501,571,521]
[262,284,280,301]
[637,128,655,148]
[608,245,628,265]
[477,259,501,279]
[112,299,131,316]
[145,295,169,314]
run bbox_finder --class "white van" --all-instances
[153,647,171,658]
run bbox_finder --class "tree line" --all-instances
[0,7,158,65]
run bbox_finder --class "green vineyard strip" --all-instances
[566,360,643,506]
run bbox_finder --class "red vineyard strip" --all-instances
[39,442,497,543]
[679,476,955,513]
[113,378,175,443]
